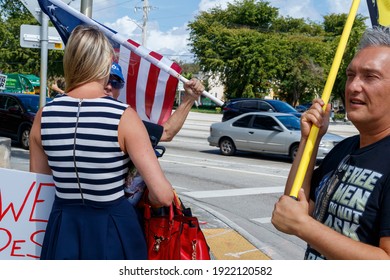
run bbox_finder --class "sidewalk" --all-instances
[182,197,271,260]
[2,117,358,260]
[2,143,268,260]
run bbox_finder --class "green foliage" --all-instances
[188,0,368,105]
[223,0,279,30]
[176,61,201,81]
[272,16,324,36]
[0,0,64,81]
[334,113,346,121]
[327,14,367,106]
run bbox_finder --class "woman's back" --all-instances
[41,95,130,204]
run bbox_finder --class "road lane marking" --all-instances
[181,186,284,198]
[251,217,272,224]
[172,185,190,191]
[161,159,288,178]
[164,153,290,171]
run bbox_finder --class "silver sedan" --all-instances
[207,112,344,161]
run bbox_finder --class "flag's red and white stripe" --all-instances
[117,39,181,125]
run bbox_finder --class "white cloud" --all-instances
[104,16,139,36]
[268,0,321,22]
[147,26,192,59]
[327,0,347,14]
[105,16,192,61]
[76,0,370,63]
[198,0,231,11]
[326,0,370,16]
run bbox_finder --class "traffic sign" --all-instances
[20,24,64,50]
[0,74,7,90]
[20,0,41,24]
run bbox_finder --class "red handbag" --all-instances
[141,192,211,260]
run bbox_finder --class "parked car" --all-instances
[295,103,312,112]
[208,112,344,161]
[0,93,52,149]
[222,98,301,121]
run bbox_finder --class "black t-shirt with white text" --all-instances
[306,135,390,260]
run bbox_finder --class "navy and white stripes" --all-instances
[41,95,130,204]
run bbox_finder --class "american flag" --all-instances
[38,0,181,125]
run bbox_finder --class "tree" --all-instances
[323,13,367,106]
[188,0,328,103]
[188,0,367,105]
[274,34,331,105]
[188,0,280,100]
[0,0,64,79]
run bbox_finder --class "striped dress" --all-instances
[39,95,147,260]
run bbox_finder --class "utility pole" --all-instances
[135,0,154,46]
[39,12,49,107]
[80,0,93,17]
[141,0,149,46]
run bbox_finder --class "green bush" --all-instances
[334,113,345,120]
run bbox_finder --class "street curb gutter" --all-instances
[0,137,11,169]
[180,194,272,260]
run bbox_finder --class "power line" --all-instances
[134,0,157,46]
[93,0,130,12]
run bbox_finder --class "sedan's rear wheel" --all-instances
[219,138,236,156]
[289,144,299,162]
[20,127,31,150]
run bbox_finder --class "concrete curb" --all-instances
[0,137,11,168]
[180,194,273,260]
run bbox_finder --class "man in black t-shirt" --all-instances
[272,27,390,259]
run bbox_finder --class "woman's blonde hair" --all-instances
[63,25,114,92]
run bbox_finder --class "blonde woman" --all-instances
[30,25,173,260]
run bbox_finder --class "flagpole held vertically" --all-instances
[289,0,361,198]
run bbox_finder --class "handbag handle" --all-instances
[143,189,180,220]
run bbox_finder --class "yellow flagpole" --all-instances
[289,0,361,198]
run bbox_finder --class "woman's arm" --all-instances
[29,109,52,175]
[118,107,173,207]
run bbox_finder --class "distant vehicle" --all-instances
[336,107,345,114]
[222,98,301,121]
[2,73,36,94]
[208,112,344,161]
[23,74,41,94]
[0,93,52,149]
[295,103,312,112]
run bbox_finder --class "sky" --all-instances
[64,0,372,62]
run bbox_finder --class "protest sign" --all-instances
[0,168,54,259]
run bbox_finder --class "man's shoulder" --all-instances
[142,121,163,147]
[331,134,359,151]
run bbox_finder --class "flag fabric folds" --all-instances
[117,39,182,124]
[38,0,181,125]
[366,0,390,27]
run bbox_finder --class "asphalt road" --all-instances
[9,111,359,260]
[151,112,358,260]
